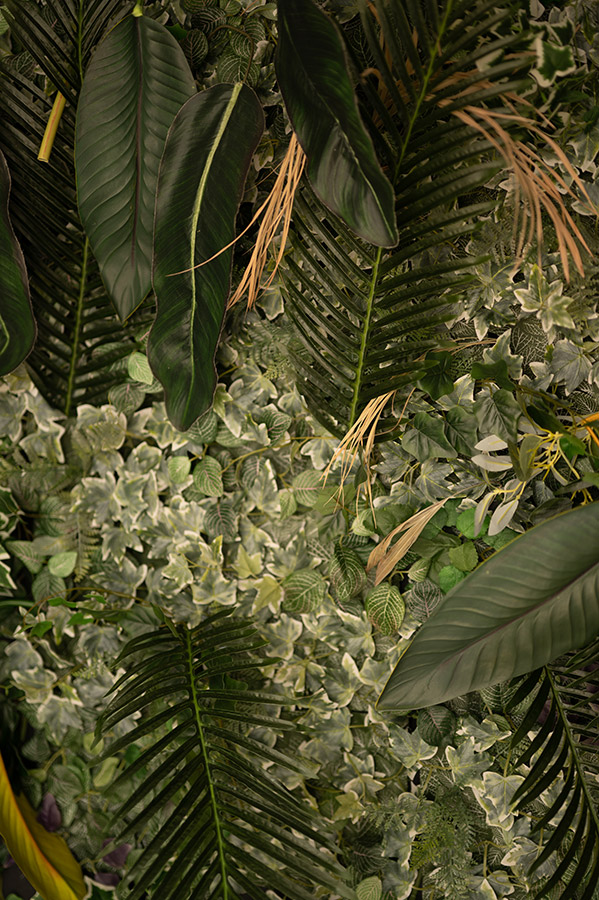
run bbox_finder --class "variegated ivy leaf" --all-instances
[365,584,405,636]
[193,456,224,497]
[532,35,576,87]
[279,488,297,519]
[282,569,327,614]
[328,545,366,605]
[549,339,592,394]
[514,269,575,335]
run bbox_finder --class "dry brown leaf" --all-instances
[366,498,449,585]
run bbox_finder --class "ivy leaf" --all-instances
[329,545,366,604]
[402,412,458,461]
[533,36,576,87]
[193,457,224,497]
[283,569,327,613]
[549,340,592,394]
[475,390,521,443]
[417,351,455,400]
[444,406,478,455]
[471,359,513,391]
[365,584,405,635]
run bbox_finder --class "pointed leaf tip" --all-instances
[276,0,397,248]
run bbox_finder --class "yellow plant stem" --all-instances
[37,93,66,163]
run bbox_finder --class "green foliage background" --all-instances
[0,0,599,899]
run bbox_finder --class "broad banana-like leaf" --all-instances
[149,82,264,431]
[75,13,196,320]
[275,0,398,248]
[378,502,599,710]
[0,750,85,900]
[0,151,35,376]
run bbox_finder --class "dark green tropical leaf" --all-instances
[378,503,599,710]
[97,611,355,900]
[0,1,152,413]
[282,0,527,437]
[75,13,196,320]
[276,0,397,247]
[148,83,264,431]
[0,150,35,375]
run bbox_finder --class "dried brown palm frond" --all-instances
[169,134,305,310]
[227,133,306,310]
[321,389,414,520]
[367,498,448,585]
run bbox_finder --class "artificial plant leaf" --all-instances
[0,751,85,900]
[148,83,264,431]
[75,13,196,320]
[0,150,35,376]
[378,503,599,710]
[275,0,397,247]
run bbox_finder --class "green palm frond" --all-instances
[96,609,355,900]
[0,0,152,414]
[281,0,581,439]
[506,649,599,900]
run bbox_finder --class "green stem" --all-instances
[348,246,382,427]
[65,238,89,416]
[185,629,229,898]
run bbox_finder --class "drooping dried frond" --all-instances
[228,134,306,311]
[438,88,594,279]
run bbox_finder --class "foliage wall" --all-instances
[0,1,599,900]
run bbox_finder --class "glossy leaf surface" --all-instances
[0,151,35,375]
[76,14,195,320]
[378,503,599,710]
[276,0,397,247]
[0,751,85,900]
[149,83,264,431]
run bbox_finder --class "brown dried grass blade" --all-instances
[227,133,306,311]
[367,499,448,585]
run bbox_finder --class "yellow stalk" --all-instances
[37,93,66,163]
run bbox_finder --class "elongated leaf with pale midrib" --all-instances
[378,503,599,710]
[0,150,35,375]
[149,83,264,431]
[0,750,85,900]
[76,14,195,320]
[275,0,397,248]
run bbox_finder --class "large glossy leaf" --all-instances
[148,82,264,431]
[275,0,397,248]
[76,13,196,320]
[378,503,599,710]
[0,150,35,375]
[0,750,85,900]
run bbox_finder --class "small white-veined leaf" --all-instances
[127,351,154,385]
[365,583,405,635]
[193,457,224,497]
[283,569,327,614]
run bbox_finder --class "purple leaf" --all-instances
[37,793,62,832]
[93,872,121,886]
[101,839,132,868]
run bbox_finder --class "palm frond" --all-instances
[506,651,599,900]
[0,0,152,414]
[281,0,589,439]
[96,609,355,900]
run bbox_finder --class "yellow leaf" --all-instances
[0,750,86,900]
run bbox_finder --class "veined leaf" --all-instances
[276,0,397,247]
[76,14,196,320]
[0,150,35,375]
[378,503,599,710]
[148,83,264,431]
[0,750,85,900]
